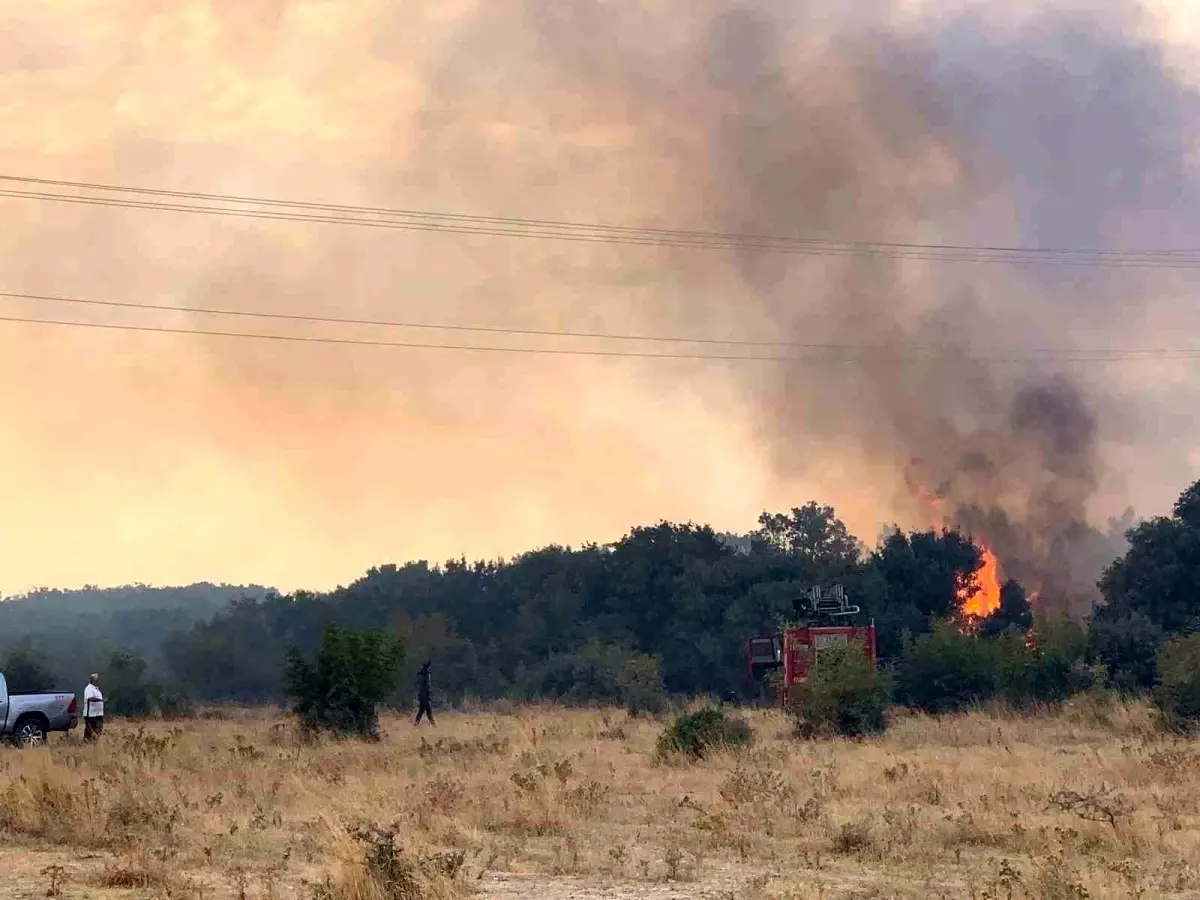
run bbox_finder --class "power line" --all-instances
[5,173,1199,256]
[6,185,1198,269]
[0,290,801,347]
[0,313,795,359]
[0,289,1191,356]
[0,186,1049,259]
[0,307,1196,364]
[4,174,1200,268]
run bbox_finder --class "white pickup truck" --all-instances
[0,672,78,746]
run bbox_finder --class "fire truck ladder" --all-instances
[799,585,861,623]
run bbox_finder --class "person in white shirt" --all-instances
[83,674,104,742]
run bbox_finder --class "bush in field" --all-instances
[150,686,194,719]
[285,625,406,739]
[517,651,623,706]
[1153,634,1200,733]
[106,650,158,717]
[895,623,998,713]
[994,617,1094,707]
[1088,609,1163,692]
[791,644,893,738]
[656,707,752,759]
[517,642,668,716]
[616,653,669,716]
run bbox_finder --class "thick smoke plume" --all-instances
[420,0,1200,616]
[0,1,1197,601]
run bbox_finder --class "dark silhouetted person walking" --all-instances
[414,661,434,725]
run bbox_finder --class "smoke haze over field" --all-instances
[0,0,1198,605]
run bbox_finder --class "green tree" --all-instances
[105,650,156,717]
[284,625,406,738]
[895,623,998,713]
[1089,479,1200,690]
[791,644,892,737]
[1153,634,1200,733]
[981,580,1033,639]
[616,653,668,716]
[755,503,861,569]
[1088,609,1162,691]
[864,529,983,658]
[1,641,58,693]
[1096,479,1200,635]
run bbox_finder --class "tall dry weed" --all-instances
[309,826,466,900]
[0,702,1196,898]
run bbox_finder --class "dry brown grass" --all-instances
[0,699,1196,899]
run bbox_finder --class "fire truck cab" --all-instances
[745,585,876,698]
[746,635,782,682]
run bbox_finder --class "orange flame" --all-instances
[906,465,1003,620]
[961,546,1002,618]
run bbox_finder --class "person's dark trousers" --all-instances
[84,717,104,742]
[414,699,434,725]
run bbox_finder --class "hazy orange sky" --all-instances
[0,0,1197,594]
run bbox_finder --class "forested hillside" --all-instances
[0,583,269,689]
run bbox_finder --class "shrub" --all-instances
[994,616,1093,707]
[790,644,892,738]
[656,707,752,760]
[105,650,157,717]
[517,651,622,707]
[150,686,194,719]
[1088,608,1163,692]
[1153,634,1200,733]
[895,622,998,713]
[285,625,406,739]
[517,642,667,715]
[616,654,668,717]
[312,825,465,900]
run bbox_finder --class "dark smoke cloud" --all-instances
[1,1,1196,599]
[418,0,1200,615]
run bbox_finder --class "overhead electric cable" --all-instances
[0,289,1191,356]
[0,291,803,347]
[3,173,1198,255]
[4,174,1200,268]
[0,301,1197,364]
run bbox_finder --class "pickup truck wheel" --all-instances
[13,717,47,748]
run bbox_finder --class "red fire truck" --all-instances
[745,586,877,699]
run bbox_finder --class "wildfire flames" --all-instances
[906,465,1004,620]
[961,546,1002,618]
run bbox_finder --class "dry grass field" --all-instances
[0,700,1197,900]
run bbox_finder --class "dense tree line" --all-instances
[5,480,1200,716]
[150,504,1001,705]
